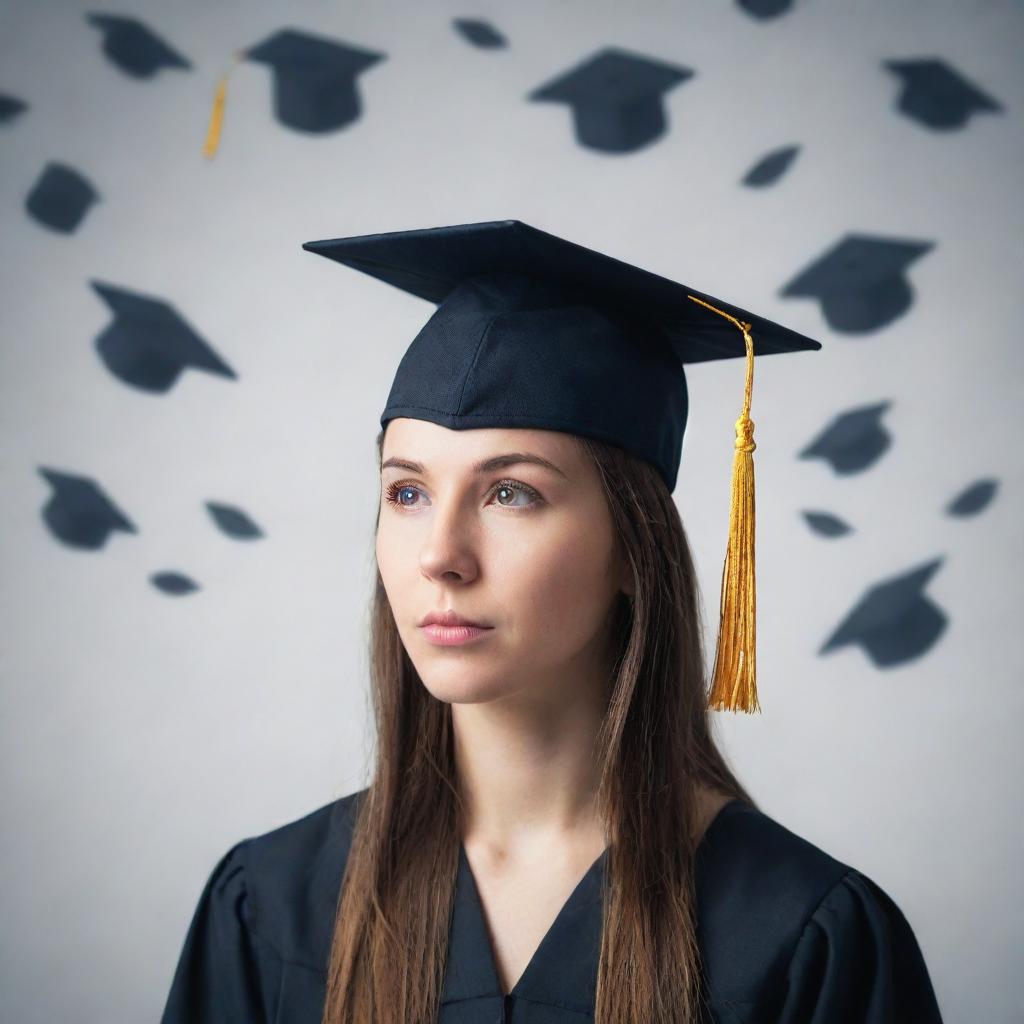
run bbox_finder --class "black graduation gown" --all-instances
[160,792,944,1023]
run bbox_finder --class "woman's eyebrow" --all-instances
[380,452,568,479]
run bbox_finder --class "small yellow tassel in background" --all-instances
[203,52,243,159]
[685,296,760,714]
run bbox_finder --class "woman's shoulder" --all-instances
[162,790,370,1021]
[696,800,942,1021]
[232,787,368,970]
[697,798,867,957]
[698,798,854,907]
[244,786,367,872]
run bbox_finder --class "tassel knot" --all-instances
[734,414,756,453]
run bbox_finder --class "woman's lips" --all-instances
[420,623,494,646]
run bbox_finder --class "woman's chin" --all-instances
[418,672,517,706]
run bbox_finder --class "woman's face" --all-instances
[375,417,632,706]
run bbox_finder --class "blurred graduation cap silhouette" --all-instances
[151,571,200,596]
[884,58,1003,131]
[303,218,823,713]
[799,401,892,475]
[90,281,236,392]
[802,511,853,539]
[821,558,947,668]
[738,0,795,18]
[205,502,265,540]
[0,93,29,123]
[452,18,508,49]
[742,144,801,188]
[85,13,191,79]
[25,162,100,234]
[780,234,934,333]
[528,47,693,153]
[38,468,137,549]
[946,479,998,518]
[203,28,386,156]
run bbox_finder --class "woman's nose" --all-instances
[418,502,479,583]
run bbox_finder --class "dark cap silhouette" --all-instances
[90,282,236,393]
[86,13,191,78]
[528,47,693,153]
[781,234,934,333]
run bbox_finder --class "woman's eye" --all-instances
[490,482,539,508]
[388,484,423,508]
[383,479,541,511]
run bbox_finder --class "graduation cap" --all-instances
[25,162,100,233]
[90,281,236,393]
[202,28,386,157]
[741,144,801,188]
[884,58,1004,131]
[738,0,795,19]
[85,13,191,79]
[151,570,200,596]
[527,47,693,153]
[205,501,265,540]
[38,467,137,549]
[945,478,997,518]
[302,219,823,714]
[801,511,853,539]
[0,93,29,123]
[799,401,892,475]
[452,18,508,49]
[780,233,934,333]
[820,558,947,668]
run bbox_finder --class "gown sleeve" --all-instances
[160,838,269,1024]
[778,868,943,1024]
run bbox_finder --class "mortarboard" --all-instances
[205,501,265,540]
[38,468,137,550]
[883,57,1003,131]
[0,94,29,123]
[780,233,933,333]
[85,13,191,79]
[151,571,200,596]
[452,18,508,49]
[945,479,997,518]
[528,47,693,153]
[741,144,801,188]
[738,0,795,19]
[89,281,237,393]
[820,558,947,668]
[799,401,892,476]
[301,219,823,713]
[25,162,100,234]
[801,511,853,539]
[202,28,386,156]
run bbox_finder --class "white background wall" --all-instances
[1,0,1021,1020]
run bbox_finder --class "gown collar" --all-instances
[441,842,608,1012]
[440,798,745,1012]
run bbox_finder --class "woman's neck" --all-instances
[451,685,606,855]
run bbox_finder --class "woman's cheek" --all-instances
[512,533,611,629]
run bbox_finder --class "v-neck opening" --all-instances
[458,797,745,1001]
[458,840,610,999]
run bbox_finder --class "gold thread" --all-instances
[686,295,760,714]
[203,52,243,159]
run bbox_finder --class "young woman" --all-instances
[161,221,944,1023]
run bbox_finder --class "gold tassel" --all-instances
[686,295,760,714]
[203,52,243,159]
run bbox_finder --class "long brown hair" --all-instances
[321,426,757,1023]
